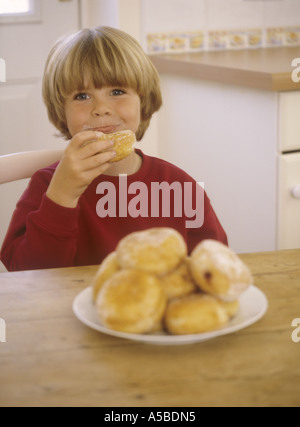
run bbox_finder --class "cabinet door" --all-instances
[278,153,300,249]
[279,92,300,152]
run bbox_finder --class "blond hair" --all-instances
[42,26,162,141]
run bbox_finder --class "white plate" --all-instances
[72,286,268,346]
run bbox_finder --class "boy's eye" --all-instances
[74,93,90,101]
[111,89,125,96]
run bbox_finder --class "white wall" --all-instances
[80,0,142,42]
[142,0,300,34]
[142,0,205,35]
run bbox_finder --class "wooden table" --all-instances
[0,250,300,407]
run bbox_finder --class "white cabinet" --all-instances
[279,92,300,152]
[278,153,300,249]
[278,92,300,249]
[155,74,300,252]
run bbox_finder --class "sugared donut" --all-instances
[160,259,197,300]
[116,228,187,275]
[165,293,229,335]
[98,130,136,162]
[92,251,120,303]
[219,299,240,318]
[189,240,252,301]
[96,269,167,334]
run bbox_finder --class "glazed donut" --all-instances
[117,228,187,275]
[92,252,120,303]
[160,259,197,300]
[96,269,167,334]
[189,240,252,302]
[165,293,229,335]
[219,299,240,319]
[98,130,136,162]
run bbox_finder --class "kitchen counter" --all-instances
[150,46,300,91]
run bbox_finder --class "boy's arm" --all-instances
[1,131,117,271]
[0,172,80,272]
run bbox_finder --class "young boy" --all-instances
[0,26,227,272]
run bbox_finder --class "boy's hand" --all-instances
[46,131,116,208]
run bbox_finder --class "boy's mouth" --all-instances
[83,125,121,134]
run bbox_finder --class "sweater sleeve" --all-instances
[0,170,80,271]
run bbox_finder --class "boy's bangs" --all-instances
[60,37,140,97]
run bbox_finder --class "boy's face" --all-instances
[64,84,141,137]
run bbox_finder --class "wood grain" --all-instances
[150,46,300,91]
[0,250,300,407]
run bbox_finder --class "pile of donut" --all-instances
[91,228,253,335]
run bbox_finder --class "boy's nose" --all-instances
[92,99,111,117]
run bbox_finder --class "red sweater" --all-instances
[0,150,227,271]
